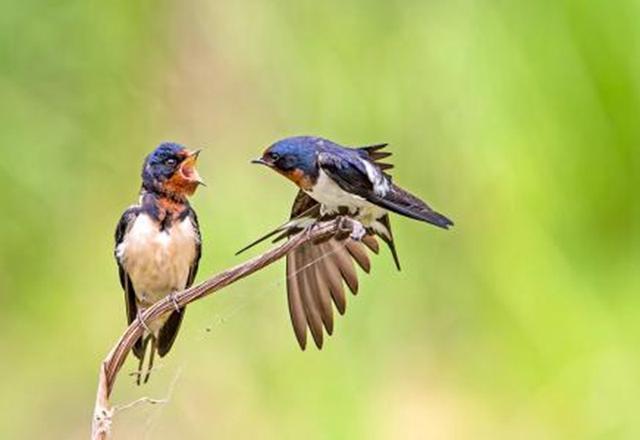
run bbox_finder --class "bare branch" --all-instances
[91,218,348,439]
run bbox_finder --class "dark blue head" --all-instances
[142,142,204,197]
[252,136,323,188]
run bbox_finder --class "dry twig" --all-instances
[91,218,348,439]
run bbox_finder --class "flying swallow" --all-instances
[114,143,204,384]
[241,136,453,350]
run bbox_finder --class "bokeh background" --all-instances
[1,0,639,438]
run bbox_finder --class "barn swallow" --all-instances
[240,136,453,350]
[114,143,204,384]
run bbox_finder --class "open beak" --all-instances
[180,149,206,186]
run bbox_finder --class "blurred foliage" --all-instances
[1,0,639,438]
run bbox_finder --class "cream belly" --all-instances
[116,213,198,332]
[305,170,387,226]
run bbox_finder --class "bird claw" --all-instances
[335,216,366,241]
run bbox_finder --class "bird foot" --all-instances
[335,216,366,241]
[349,220,367,241]
[335,217,352,241]
[168,292,181,313]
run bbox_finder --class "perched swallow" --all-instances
[114,143,204,384]
[241,136,453,350]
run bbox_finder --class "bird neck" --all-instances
[139,188,190,230]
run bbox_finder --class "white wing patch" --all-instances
[361,158,390,196]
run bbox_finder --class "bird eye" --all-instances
[269,152,280,161]
[165,158,178,167]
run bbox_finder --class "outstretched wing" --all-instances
[237,189,379,349]
[114,206,146,358]
[157,206,202,357]
[285,191,379,349]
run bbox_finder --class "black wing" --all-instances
[358,145,401,269]
[157,206,202,357]
[375,184,453,228]
[114,206,146,358]
[357,143,394,171]
[313,145,401,270]
[317,150,377,198]
[186,207,202,287]
[318,147,453,229]
[285,191,379,349]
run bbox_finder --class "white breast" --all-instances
[307,170,366,212]
[117,213,198,308]
[305,169,387,227]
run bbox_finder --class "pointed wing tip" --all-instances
[235,241,261,256]
[438,214,454,228]
[310,333,324,349]
[325,323,334,336]
[389,250,401,272]
[296,335,307,351]
[236,223,293,256]
[422,212,454,229]
[359,142,388,150]
[440,218,454,229]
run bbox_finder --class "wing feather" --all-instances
[345,240,371,273]
[318,242,348,315]
[309,244,334,336]
[329,240,359,295]
[281,192,379,349]
[114,207,145,358]
[294,246,325,348]
[286,248,308,349]
[238,188,381,350]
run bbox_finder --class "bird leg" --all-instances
[136,346,145,385]
[136,309,152,334]
[143,338,156,384]
[135,335,151,385]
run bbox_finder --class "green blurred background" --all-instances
[1,0,639,438]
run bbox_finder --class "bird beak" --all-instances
[251,158,270,167]
[180,149,206,186]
